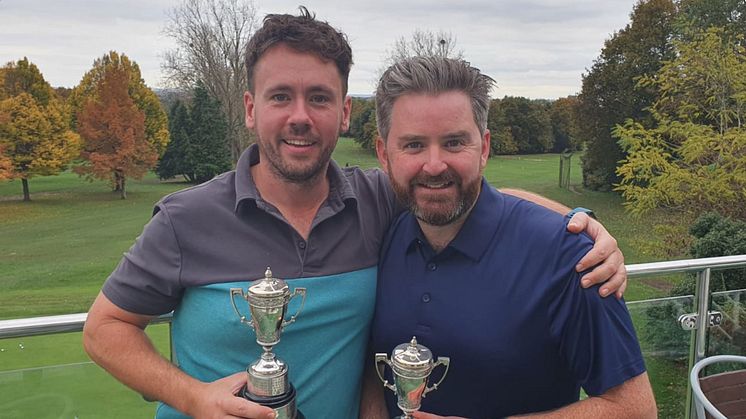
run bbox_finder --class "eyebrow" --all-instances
[264,83,336,96]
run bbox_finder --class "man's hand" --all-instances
[187,372,275,419]
[567,212,627,299]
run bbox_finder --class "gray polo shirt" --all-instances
[102,144,399,419]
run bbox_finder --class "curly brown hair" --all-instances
[245,6,353,95]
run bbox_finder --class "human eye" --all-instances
[270,93,290,102]
[444,138,465,150]
[402,141,424,152]
[309,94,330,104]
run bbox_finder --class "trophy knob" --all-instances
[391,336,434,378]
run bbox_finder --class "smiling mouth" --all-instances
[417,181,454,189]
[283,138,315,147]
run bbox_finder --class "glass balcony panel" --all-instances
[627,291,694,419]
[0,324,170,418]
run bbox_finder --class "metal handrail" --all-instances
[0,312,173,339]
[1,255,745,339]
[626,255,746,277]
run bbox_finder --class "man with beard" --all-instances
[366,56,656,419]
[83,8,628,419]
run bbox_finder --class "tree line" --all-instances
[0,53,231,200]
[348,95,581,156]
[350,0,746,225]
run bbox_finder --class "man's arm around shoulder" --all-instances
[510,372,657,419]
[411,372,656,419]
[83,291,274,419]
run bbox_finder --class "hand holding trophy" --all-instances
[375,337,450,419]
[230,267,307,419]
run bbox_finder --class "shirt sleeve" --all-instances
[101,203,184,315]
[549,268,647,396]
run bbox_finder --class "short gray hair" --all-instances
[375,56,495,141]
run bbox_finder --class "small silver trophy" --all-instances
[375,337,450,419]
[230,267,307,419]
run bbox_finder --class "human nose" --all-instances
[288,99,311,134]
[422,146,447,176]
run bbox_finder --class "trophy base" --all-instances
[238,383,305,419]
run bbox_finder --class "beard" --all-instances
[258,133,335,185]
[389,166,482,226]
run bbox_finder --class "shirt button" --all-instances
[427,262,437,271]
[421,293,431,303]
[298,241,306,249]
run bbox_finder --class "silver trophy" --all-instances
[375,337,450,419]
[230,267,307,419]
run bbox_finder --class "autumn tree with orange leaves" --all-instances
[76,66,157,199]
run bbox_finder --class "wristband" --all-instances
[567,207,596,220]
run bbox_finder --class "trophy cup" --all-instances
[230,267,307,419]
[375,337,450,419]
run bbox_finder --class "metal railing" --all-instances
[1,255,746,418]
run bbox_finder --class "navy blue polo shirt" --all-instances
[371,178,645,418]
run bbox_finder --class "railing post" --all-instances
[686,268,712,419]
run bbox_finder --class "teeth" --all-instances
[284,139,312,146]
[421,182,451,189]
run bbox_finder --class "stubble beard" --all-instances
[389,166,482,226]
[258,134,335,185]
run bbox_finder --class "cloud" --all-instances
[0,0,636,98]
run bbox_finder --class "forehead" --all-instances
[389,91,477,136]
[253,43,344,93]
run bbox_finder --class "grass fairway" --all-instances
[0,138,687,417]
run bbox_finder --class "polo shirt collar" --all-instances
[403,177,503,262]
[233,144,357,212]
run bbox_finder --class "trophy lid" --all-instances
[248,268,289,299]
[391,337,433,374]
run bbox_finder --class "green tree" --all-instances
[578,0,676,190]
[70,51,169,156]
[0,57,53,105]
[76,66,157,199]
[487,99,518,155]
[157,101,191,180]
[550,96,582,152]
[348,97,377,151]
[0,93,81,201]
[676,0,746,43]
[157,82,231,183]
[615,27,746,220]
[188,81,231,183]
[492,96,552,154]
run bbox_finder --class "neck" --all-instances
[250,161,330,239]
[419,216,468,253]
[418,182,482,253]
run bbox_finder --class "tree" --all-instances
[347,97,377,151]
[69,52,169,157]
[489,96,552,154]
[76,66,157,199]
[487,99,518,155]
[157,101,191,180]
[615,27,746,220]
[550,96,582,152]
[0,145,12,180]
[676,0,746,44]
[0,57,53,105]
[578,0,676,190]
[377,29,464,82]
[0,93,81,200]
[162,0,258,163]
[157,81,231,183]
[0,58,80,201]
[187,81,231,182]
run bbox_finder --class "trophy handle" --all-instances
[281,287,307,329]
[423,356,450,397]
[374,353,396,392]
[229,288,254,329]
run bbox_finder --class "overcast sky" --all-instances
[0,0,637,99]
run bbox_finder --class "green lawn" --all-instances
[0,138,689,418]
